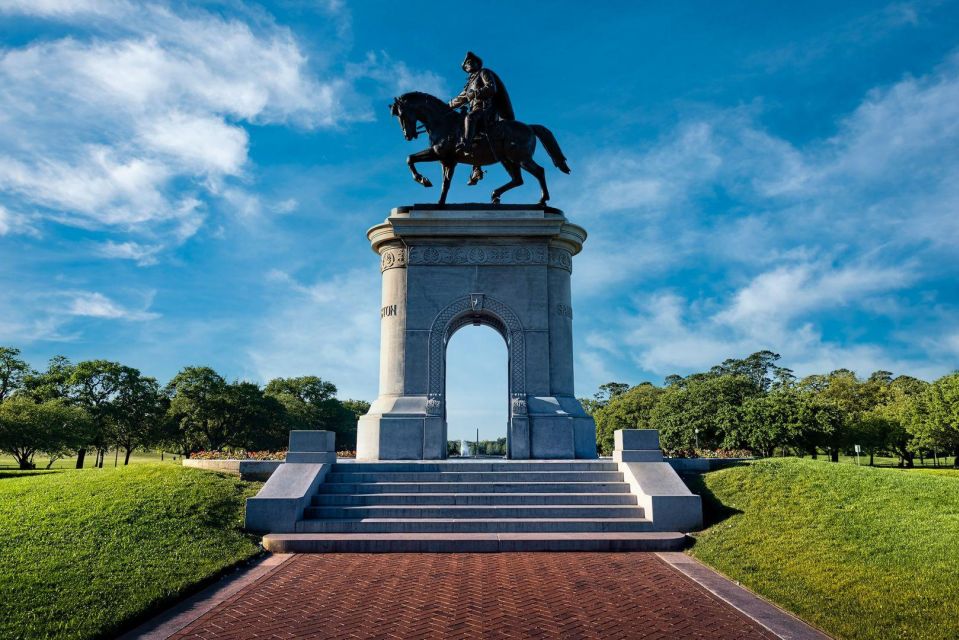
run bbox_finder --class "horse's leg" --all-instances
[520,158,549,206]
[407,148,437,188]
[491,160,523,204]
[439,162,457,206]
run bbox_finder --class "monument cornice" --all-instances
[366,205,588,257]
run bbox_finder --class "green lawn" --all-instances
[687,458,959,640]
[0,450,182,470]
[0,464,262,640]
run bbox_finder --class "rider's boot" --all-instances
[467,166,484,186]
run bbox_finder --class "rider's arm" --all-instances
[449,85,469,108]
[473,69,497,99]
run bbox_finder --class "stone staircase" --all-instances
[261,460,688,552]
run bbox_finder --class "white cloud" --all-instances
[0,2,412,256]
[95,240,162,266]
[568,51,959,381]
[247,268,381,399]
[65,291,159,321]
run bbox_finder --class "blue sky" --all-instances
[1,0,958,441]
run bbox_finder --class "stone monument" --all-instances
[356,204,598,460]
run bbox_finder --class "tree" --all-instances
[593,383,662,455]
[0,346,30,402]
[0,397,90,469]
[68,360,129,468]
[111,371,167,465]
[23,355,75,402]
[920,372,959,467]
[166,367,228,454]
[741,386,802,457]
[650,373,758,453]
[709,350,792,393]
[264,376,358,450]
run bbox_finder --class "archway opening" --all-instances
[445,323,508,457]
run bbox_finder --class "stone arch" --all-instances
[427,294,526,414]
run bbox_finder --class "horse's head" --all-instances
[389,95,419,141]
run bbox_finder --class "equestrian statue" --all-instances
[389,51,570,206]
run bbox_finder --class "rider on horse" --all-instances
[449,51,515,186]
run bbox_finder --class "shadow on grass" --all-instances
[0,470,66,480]
[680,472,743,528]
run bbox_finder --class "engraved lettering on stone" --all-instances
[555,303,573,319]
[381,304,398,318]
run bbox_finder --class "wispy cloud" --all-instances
[64,291,159,321]
[571,50,959,384]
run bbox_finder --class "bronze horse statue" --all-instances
[389,92,570,206]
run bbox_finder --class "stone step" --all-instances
[312,492,639,506]
[331,461,620,473]
[295,518,654,534]
[262,532,688,553]
[317,482,632,494]
[325,471,624,484]
[305,505,646,520]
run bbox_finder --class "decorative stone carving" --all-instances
[548,247,572,272]
[380,246,408,271]
[425,394,443,416]
[427,294,525,397]
[409,245,547,266]
[510,394,528,416]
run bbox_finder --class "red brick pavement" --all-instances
[168,553,779,640]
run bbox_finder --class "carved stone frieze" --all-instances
[409,245,547,267]
[548,247,572,272]
[425,394,443,416]
[510,394,528,416]
[380,247,408,271]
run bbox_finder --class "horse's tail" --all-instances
[530,124,571,174]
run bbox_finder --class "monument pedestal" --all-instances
[356,205,597,460]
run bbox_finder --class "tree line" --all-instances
[583,351,959,467]
[0,346,368,470]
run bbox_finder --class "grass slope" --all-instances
[689,458,959,640]
[0,465,262,640]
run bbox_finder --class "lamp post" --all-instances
[694,428,700,454]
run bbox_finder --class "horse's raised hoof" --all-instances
[417,176,432,188]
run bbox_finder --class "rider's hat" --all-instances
[462,51,482,71]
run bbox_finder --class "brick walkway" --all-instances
[167,553,778,639]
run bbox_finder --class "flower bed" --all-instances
[190,450,287,461]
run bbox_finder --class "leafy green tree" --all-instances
[165,367,228,454]
[650,373,757,453]
[23,355,75,402]
[919,372,959,467]
[593,383,663,455]
[68,360,130,468]
[709,350,793,393]
[111,371,167,465]
[264,376,358,450]
[742,386,802,457]
[0,397,91,469]
[0,346,31,402]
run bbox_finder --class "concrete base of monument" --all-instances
[356,395,598,460]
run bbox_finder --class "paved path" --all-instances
[154,552,815,640]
